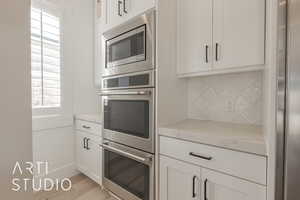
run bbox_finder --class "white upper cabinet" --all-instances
[177,0,213,74]
[108,0,155,29]
[177,0,265,77]
[213,0,265,70]
[202,168,266,200]
[160,156,202,200]
[108,0,126,27]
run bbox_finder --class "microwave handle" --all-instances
[99,90,152,96]
[102,143,152,164]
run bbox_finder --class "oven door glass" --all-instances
[104,149,150,200]
[106,25,146,68]
[104,100,149,138]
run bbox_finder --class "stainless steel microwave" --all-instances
[102,10,155,77]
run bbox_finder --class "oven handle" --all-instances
[99,91,152,96]
[102,143,152,165]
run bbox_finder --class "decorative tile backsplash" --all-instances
[188,71,262,125]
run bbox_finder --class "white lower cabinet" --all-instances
[160,155,266,200]
[76,131,102,185]
[160,156,201,200]
[202,169,266,200]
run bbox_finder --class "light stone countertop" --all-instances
[75,114,102,124]
[159,119,267,156]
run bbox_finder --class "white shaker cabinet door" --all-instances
[107,0,127,27]
[76,132,88,173]
[177,0,213,75]
[160,156,202,200]
[202,168,266,200]
[212,0,265,69]
[85,138,102,185]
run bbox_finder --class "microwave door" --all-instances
[106,25,146,68]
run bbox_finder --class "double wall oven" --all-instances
[100,10,156,200]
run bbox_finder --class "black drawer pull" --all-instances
[82,125,91,129]
[189,152,212,160]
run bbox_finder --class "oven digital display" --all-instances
[104,74,150,89]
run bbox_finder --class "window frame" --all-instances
[31,1,65,117]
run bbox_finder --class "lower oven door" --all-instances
[103,140,154,200]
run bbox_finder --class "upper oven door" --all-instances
[101,88,155,153]
[102,11,155,77]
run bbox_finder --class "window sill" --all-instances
[32,114,73,132]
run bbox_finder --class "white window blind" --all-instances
[31,7,61,108]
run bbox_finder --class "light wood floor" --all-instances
[34,174,118,200]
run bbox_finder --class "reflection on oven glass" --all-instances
[104,100,150,138]
[109,31,145,63]
[105,150,150,200]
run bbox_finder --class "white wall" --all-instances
[0,0,33,199]
[33,0,98,182]
[68,0,100,114]
[188,71,263,125]
[157,0,188,127]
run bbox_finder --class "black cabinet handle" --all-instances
[118,0,122,16]
[204,179,208,200]
[82,125,91,129]
[189,152,212,160]
[205,45,209,63]
[123,0,128,13]
[86,138,90,150]
[83,137,86,149]
[215,43,219,61]
[192,176,197,198]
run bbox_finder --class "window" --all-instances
[31,7,61,109]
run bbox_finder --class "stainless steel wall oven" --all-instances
[103,140,154,200]
[101,71,155,153]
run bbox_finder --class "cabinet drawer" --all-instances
[159,136,267,185]
[75,120,102,136]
